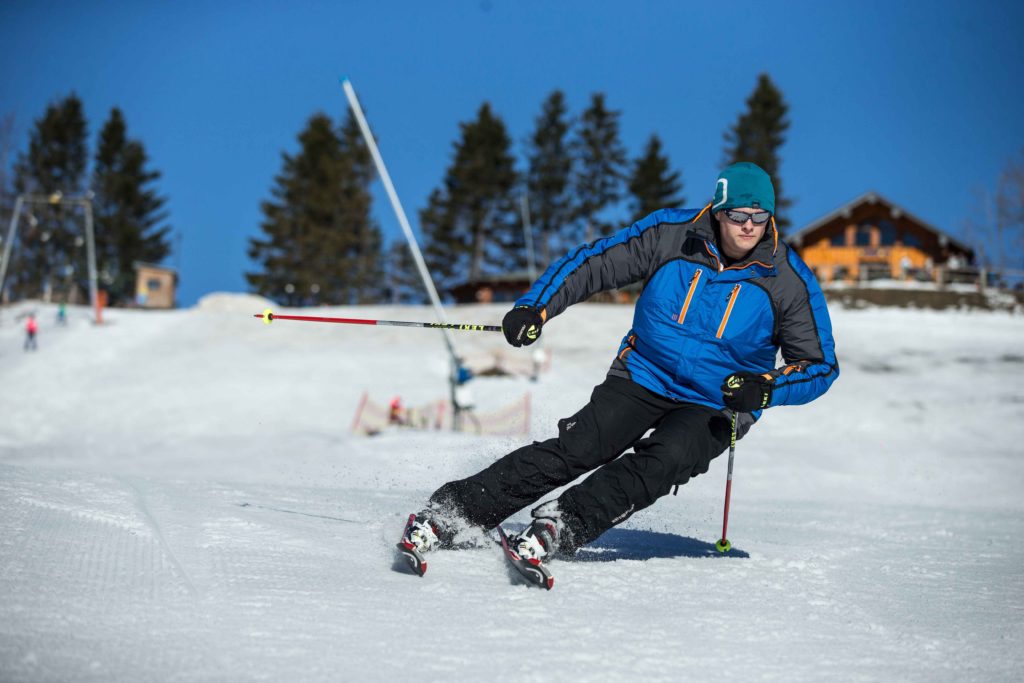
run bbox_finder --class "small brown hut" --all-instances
[133,262,178,309]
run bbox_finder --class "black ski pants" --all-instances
[429,376,734,551]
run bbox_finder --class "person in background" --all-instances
[389,396,406,426]
[24,314,38,351]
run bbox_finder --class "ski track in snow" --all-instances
[1,298,1023,682]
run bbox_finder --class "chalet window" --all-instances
[855,224,873,247]
[830,232,846,246]
[878,220,897,245]
[901,231,922,248]
[147,278,162,291]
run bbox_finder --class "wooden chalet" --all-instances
[451,271,534,304]
[788,192,976,284]
[451,270,636,304]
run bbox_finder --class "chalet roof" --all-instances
[789,191,973,254]
[132,261,178,274]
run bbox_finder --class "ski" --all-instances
[394,541,428,576]
[394,514,428,576]
[497,526,554,590]
[392,517,555,588]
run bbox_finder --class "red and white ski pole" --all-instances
[254,308,502,333]
[716,411,738,553]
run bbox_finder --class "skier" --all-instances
[24,314,39,351]
[399,162,839,582]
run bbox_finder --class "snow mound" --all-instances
[195,291,274,312]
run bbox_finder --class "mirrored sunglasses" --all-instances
[724,209,772,225]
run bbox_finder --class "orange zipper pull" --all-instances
[677,269,703,324]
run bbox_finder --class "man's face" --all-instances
[715,207,770,260]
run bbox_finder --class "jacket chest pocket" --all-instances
[710,283,775,350]
[675,269,703,325]
[674,274,742,339]
[715,284,742,338]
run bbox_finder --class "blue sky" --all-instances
[2,1,1022,305]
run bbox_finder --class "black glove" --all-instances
[502,306,543,347]
[721,372,773,412]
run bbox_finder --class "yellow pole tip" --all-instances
[262,308,274,324]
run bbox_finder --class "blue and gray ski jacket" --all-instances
[515,206,839,423]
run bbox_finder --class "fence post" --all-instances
[350,391,369,434]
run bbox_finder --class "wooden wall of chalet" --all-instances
[795,201,973,282]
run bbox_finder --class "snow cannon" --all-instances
[715,538,731,553]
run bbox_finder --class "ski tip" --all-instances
[394,542,427,577]
[261,308,274,325]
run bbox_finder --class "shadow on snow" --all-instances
[568,528,749,562]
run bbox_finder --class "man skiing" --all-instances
[398,162,839,583]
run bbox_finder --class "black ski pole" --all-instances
[715,411,738,553]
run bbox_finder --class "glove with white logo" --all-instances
[502,306,543,347]
[721,372,773,412]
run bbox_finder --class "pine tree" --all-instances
[573,93,628,242]
[91,107,171,306]
[335,112,383,303]
[0,114,15,291]
[526,90,574,267]
[723,73,792,231]
[11,94,89,300]
[247,112,383,306]
[420,102,520,294]
[383,240,426,304]
[628,134,684,222]
[0,113,15,217]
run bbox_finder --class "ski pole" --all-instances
[253,308,501,333]
[715,411,738,553]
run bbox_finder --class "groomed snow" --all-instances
[1,297,1022,682]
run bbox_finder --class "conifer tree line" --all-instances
[247,112,383,306]
[0,94,172,306]
[248,73,790,304]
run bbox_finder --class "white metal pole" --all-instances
[340,77,458,360]
[82,198,99,322]
[0,196,25,304]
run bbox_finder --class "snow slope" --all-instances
[1,297,1022,682]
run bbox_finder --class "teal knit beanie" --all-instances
[712,162,775,215]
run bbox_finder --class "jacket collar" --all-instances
[693,204,779,274]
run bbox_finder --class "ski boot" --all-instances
[498,517,558,590]
[395,510,450,576]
